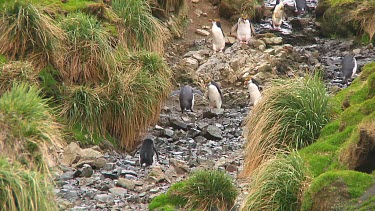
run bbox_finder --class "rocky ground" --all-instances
[53,0,375,210]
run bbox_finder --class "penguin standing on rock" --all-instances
[247,79,262,106]
[231,15,255,44]
[207,81,223,109]
[139,138,159,167]
[341,55,357,85]
[171,85,204,113]
[210,19,225,53]
[294,0,307,14]
[272,0,286,30]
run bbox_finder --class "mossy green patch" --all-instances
[301,170,374,211]
[367,72,375,99]
[319,120,340,138]
[149,181,188,211]
[0,54,6,64]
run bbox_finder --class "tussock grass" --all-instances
[0,61,39,95]
[0,157,57,211]
[0,82,63,172]
[346,1,375,42]
[242,153,307,211]
[56,12,117,85]
[241,75,329,178]
[112,0,170,53]
[0,0,64,69]
[62,50,172,150]
[178,170,238,211]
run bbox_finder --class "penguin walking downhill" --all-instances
[247,79,262,106]
[210,19,225,53]
[341,55,357,85]
[139,138,159,167]
[171,85,204,113]
[231,15,255,44]
[272,0,286,30]
[207,81,223,109]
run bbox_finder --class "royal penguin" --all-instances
[139,138,159,167]
[272,0,286,30]
[207,81,223,109]
[341,55,357,85]
[210,19,225,53]
[247,79,262,106]
[231,15,255,44]
[294,0,307,13]
[171,85,204,113]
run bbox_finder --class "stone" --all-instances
[109,187,127,196]
[249,38,266,48]
[203,125,222,140]
[95,194,113,203]
[202,108,224,118]
[103,162,115,171]
[169,118,189,130]
[353,48,361,55]
[191,0,199,3]
[121,170,138,177]
[162,128,174,138]
[170,158,189,174]
[117,178,136,190]
[148,166,166,183]
[61,142,82,166]
[149,188,159,194]
[60,171,74,181]
[81,164,93,178]
[195,29,210,36]
[182,57,199,69]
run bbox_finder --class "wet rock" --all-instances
[80,164,93,177]
[162,128,174,138]
[202,125,223,140]
[103,162,115,171]
[60,171,74,181]
[117,178,136,190]
[169,118,189,130]
[109,187,127,196]
[202,108,224,118]
[102,171,119,180]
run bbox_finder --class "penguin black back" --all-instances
[210,81,223,97]
[295,0,307,12]
[179,85,194,113]
[139,138,159,167]
[341,55,357,84]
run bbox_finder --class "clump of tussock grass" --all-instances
[346,0,375,41]
[0,0,65,69]
[242,153,308,211]
[149,0,186,18]
[0,61,39,95]
[0,157,58,211]
[0,82,63,172]
[56,12,117,85]
[112,0,171,53]
[241,75,329,177]
[61,50,172,150]
[177,170,238,211]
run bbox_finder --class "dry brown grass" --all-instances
[0,1,65,70]
[346,1,375,41]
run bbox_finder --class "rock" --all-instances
[195,29,210,36]
[149,188,159,194]
[74,157,107,169]
[103,162,115,171]
[162,128,174,138]
[264,48,275,55]
[102,171,119,180]
[170,158,189,174]
[109,187,127,196]
[226,164,238,173]
[249,38,266,48]
[148,166,166,183]
[182,57,199,69]
[225,36,236,44]
[61,142,82,166]
[60,171,74,181]
[169,118,189,130]
[81,164,93,178]
[95,194,113,203]
[191,0,199,3]
[271,37,283,45]
[121,170,138,177]
[202,125,222,140]
[353,48,361,55]
[258,45,266,51]
[117,178,136,190]
[202,108,224,118]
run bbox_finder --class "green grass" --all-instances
[301,170,374,211]
[29,0,94,12]
[243,152,307,211]
[0,157,58,211]
[112,0,170,53]
[149,181,188,211]
[0,0,64,69]
[56,12,116,84]
[242,74,330,177]
[0,82,63,171]
[178,170,238,211]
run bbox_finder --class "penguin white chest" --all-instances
[211,24,225,52]
[352,57,357,77]
[248,83,261,106]
[208,85,222,109]
[237,20,251,43]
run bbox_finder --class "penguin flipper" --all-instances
[230,22,238,35]
[193,89,204,96]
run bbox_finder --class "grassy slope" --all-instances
[300,62,375,210]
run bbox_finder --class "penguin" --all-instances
[247,79,262,106]
[139,138,159,167]
[207,81,223,109]
[210,19,225,53]
[271,0,280,12]
[171,85,204,113]
[231,15,255,44]
[272,0,285,30]
[294,0,307,13]
[341,55,357,85]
